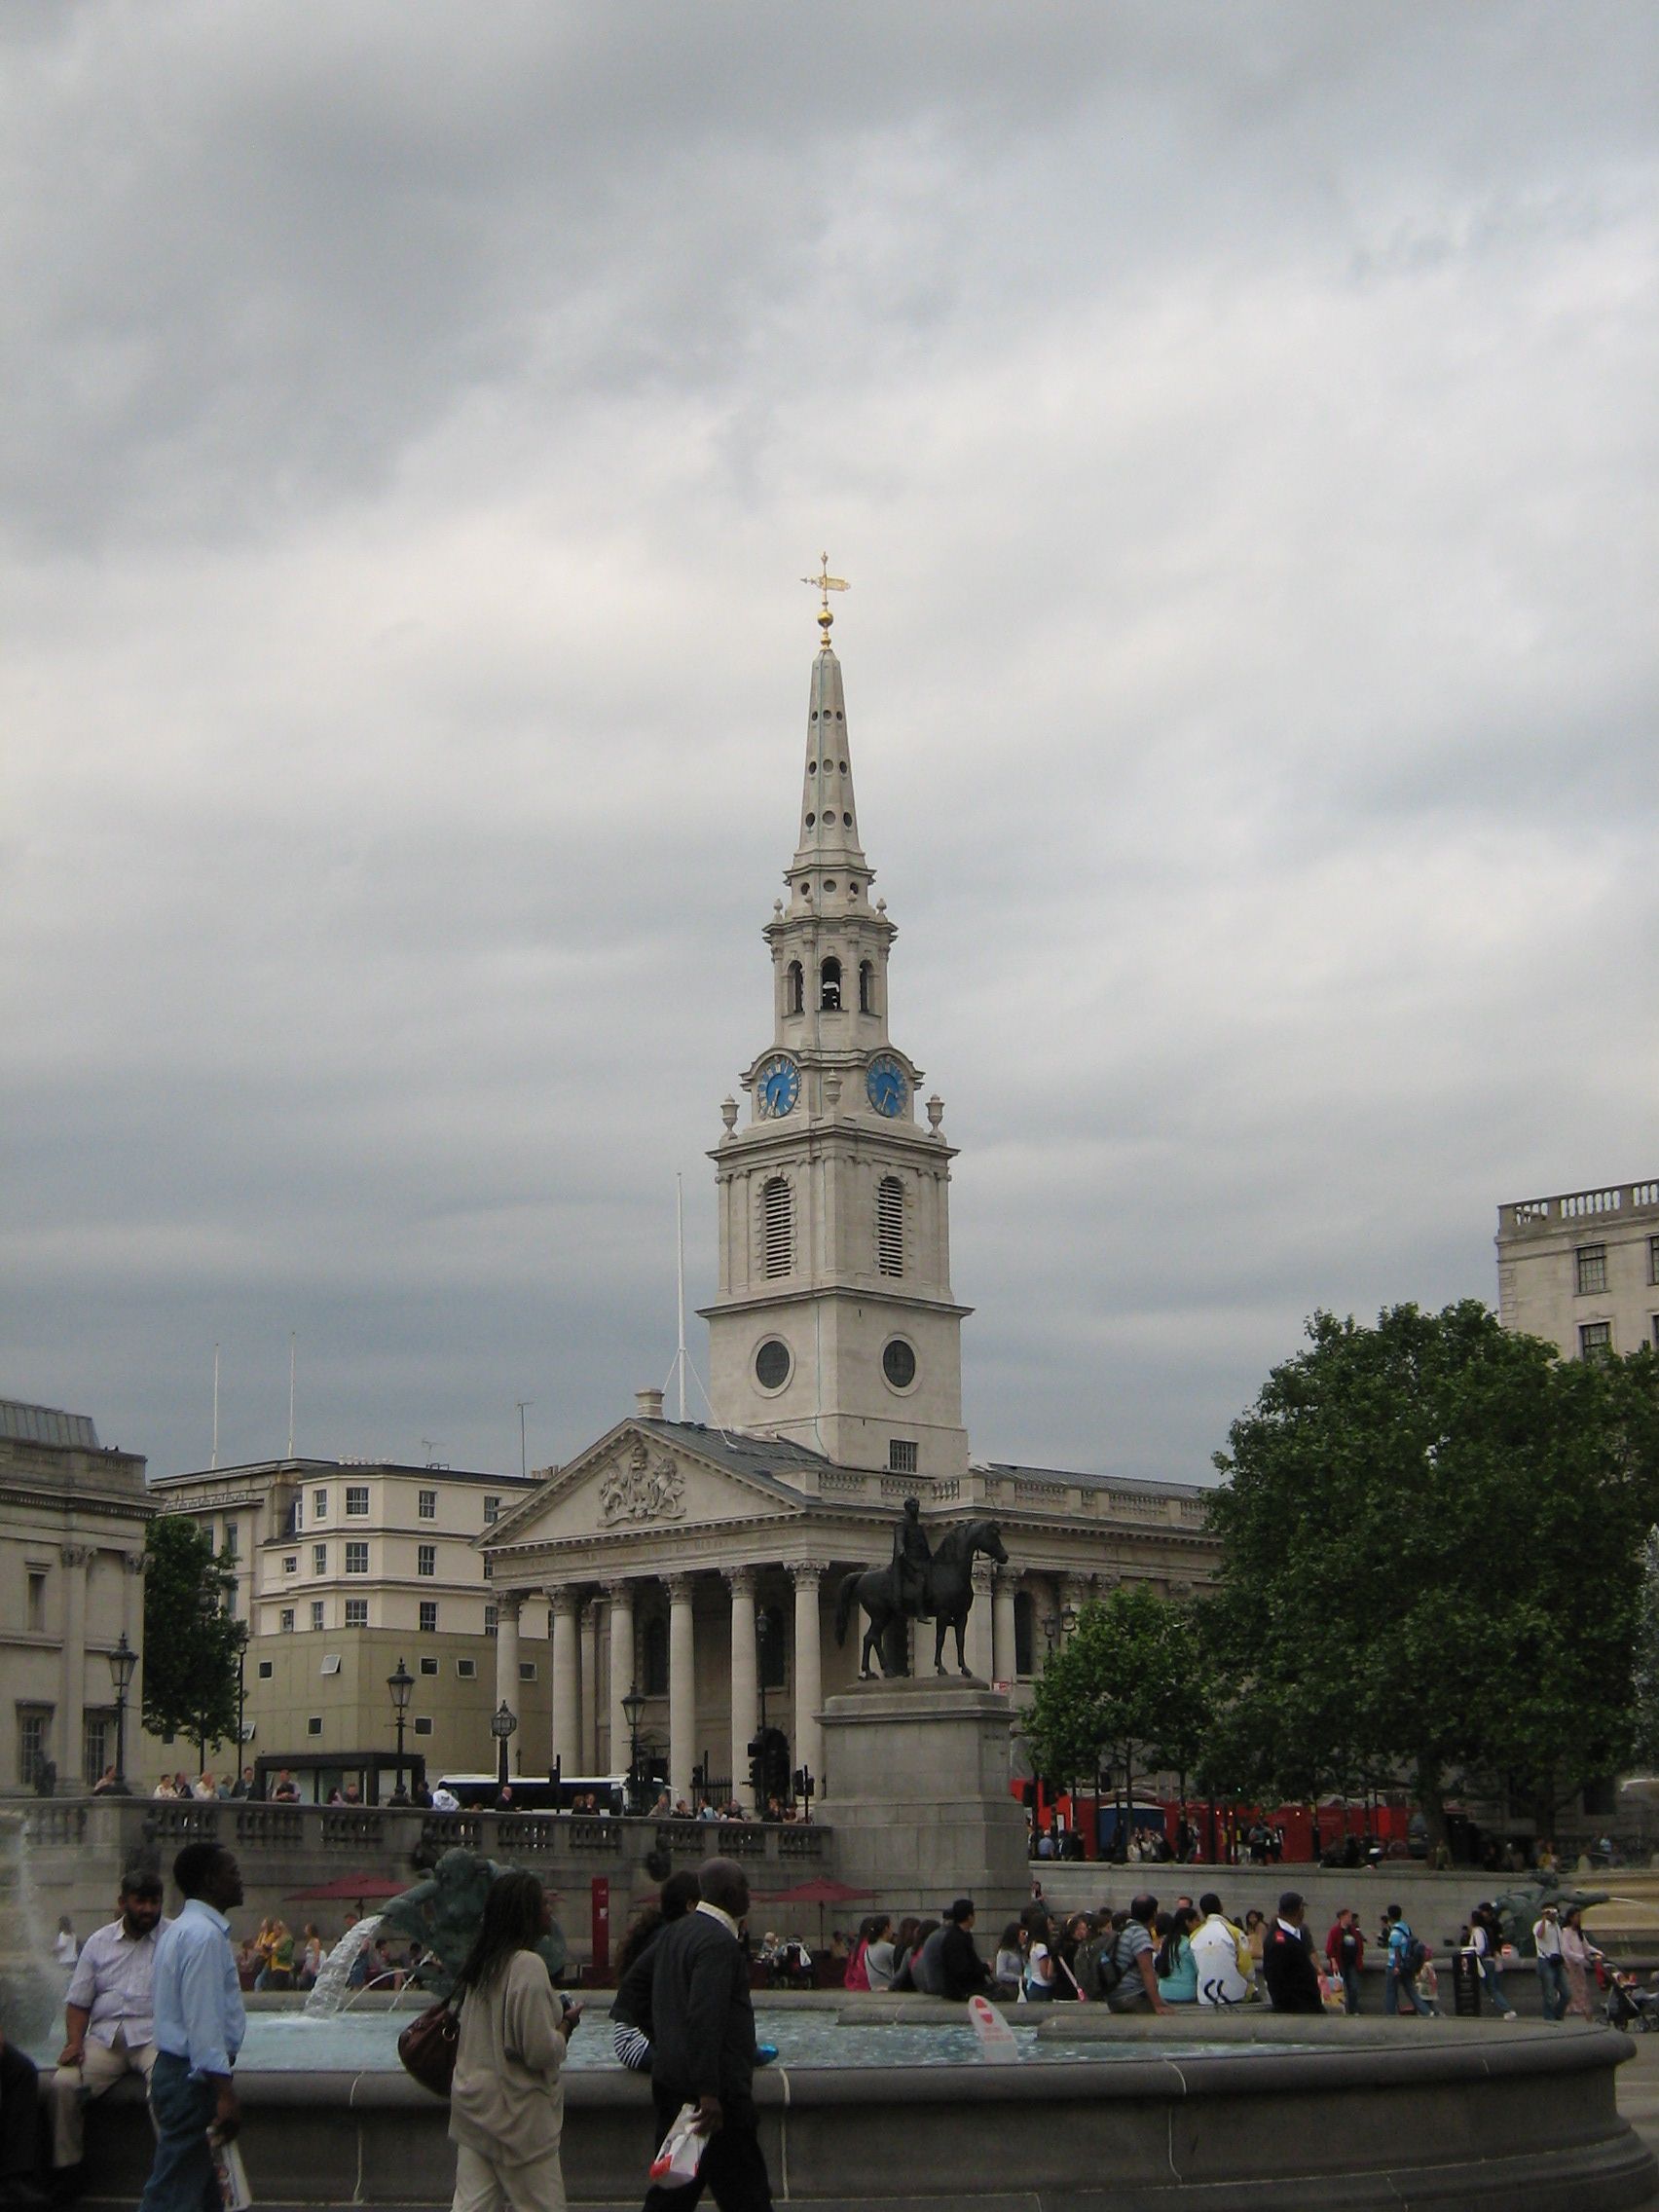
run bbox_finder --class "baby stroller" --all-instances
[1604,1972,1659,2032]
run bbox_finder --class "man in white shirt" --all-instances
[429,1784,461,1811]
[1533,1904,1567,2021]
[49,1869,169,2187]
[1190,1892,1250,2008]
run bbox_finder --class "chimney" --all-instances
[635,1387,665,1421]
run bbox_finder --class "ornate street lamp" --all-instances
[491,1701,518,1794]
[387,1658,414,1802]
[106,1634,137,1795]
[621,1683,646,1814]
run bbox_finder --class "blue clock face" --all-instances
[757,1055,800,1118]
[866,1054,906,1119]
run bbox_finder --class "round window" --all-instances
[882,1339,917,1389]
[755,1339,792,1390]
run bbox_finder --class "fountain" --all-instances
[302,1912,386,2018]
[0,1809,65,2041]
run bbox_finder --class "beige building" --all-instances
[484,597,1219,1811]
[150,1457,545,1794]
[1496,1178,1659,1362]
[0,1399,153,1797]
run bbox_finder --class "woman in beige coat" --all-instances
[449,1870,581,2212]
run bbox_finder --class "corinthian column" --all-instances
[792,1562,826,1793]
[668,1575,696,1806]
[60,1547,91,1788]
[549,1588,580,1778]
[727,1567,758,1812]
[991,1569,1017,1686]
[495,1593,522,1721]
[966,1557,995,1681]
[608,1582,636,1783]
[578,1601,598,1771]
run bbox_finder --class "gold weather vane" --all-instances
[801,553,849,645]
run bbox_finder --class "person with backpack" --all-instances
[1384,1904,1424,2016]
[1102,1895,1173,2015]
[1468,1904,1518,2020]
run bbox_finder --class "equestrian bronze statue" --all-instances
[833,1504,1008,1678]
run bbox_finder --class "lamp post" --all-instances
[621,1684,646,1813]
[106,1634,137,1795]
[232,1622,249,1782]
[387,1658,414,1803]
[491,1701,518,1795]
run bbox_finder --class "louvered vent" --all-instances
[877,1176,903,1277]
[762,1177,793,1277]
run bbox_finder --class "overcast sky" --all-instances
[4,3,1655,1491]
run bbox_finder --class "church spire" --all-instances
[793,556,866,877]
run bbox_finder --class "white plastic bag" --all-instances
[648,2102,709,2190]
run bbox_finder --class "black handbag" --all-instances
[397,1996,460,2097]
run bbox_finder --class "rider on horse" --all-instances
[891,1495,934,1619]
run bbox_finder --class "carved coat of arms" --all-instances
[599,1438,686,1527]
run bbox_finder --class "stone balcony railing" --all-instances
[20,1796,829,1877]
[1503,1179,1659,1234]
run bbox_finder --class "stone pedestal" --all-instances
[818,1674,1028,1915]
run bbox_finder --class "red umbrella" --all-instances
[751,1875,874,1963]
[284,1872,410,1904]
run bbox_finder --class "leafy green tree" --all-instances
[1206,1303,1659,1846]
[142,1515,240,1769]
[1023,1585,1210,1847]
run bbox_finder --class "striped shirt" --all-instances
[66,1915,171,2049]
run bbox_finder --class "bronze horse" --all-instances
[833,1519,1008,1678]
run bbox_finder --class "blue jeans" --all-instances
[1537,1955,1567,2020]
[1339,1964,1361,2014]
[139,2051,220,2212]
[1481,1961,1514,2014]
[1384,1965,1417,2014]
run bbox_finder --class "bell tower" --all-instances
[702,565,972,1478]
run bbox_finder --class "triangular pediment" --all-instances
[482,1420,809,1555]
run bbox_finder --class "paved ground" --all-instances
[1620,2029,1659,2164]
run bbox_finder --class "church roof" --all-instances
[979,1459,1210,1502]
[632,1418,833,1495]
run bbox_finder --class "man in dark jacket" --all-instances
[1263,1891,1325,2014]
[933,1899,992,2001]
[642,1857,772,2212]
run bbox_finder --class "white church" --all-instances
[482,578,1216,1809]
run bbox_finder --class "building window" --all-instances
[26,1572,46,1633]
[414,1716,433,1737]
[258,1659,274,1680]
[787,960,803,1015]
[313,1489,328,1520]
[1580,1321,1613,1360]
[483,1495,500,1525]
[755,1338,792,1391]
[419,1601,438,1634]
[1014,1593,1036,1677]
[877,1176,903,1277]
[17,1709,51,1788]
[292,1497,303,1532]
[418,1544,436,1579]
[320,1654,341,1676]
[83,1712,111,1784]
[1650,1236,1659,1286]
[643,1616,669,1696]
[457,1658,476,1679]
[345,1599,368,1629]
[820,955,842,1011]
[762,1177,793,1278]
[345,1542,369,1575]
[420,1656,439,1676]
[306,1716,322,1738]
[310,1601,325,1632]
[279,1609,295,1634]
[1576,1243,1608,1296]
[313,1544,327,1574]
[482,1557,494,1580]
[283,1555,298,1574]
[519,1660,537,1683]
[859,958,874,1014]
[346,1486,369,1517]
[484,1604,498,1635]
[222,1523,238,1558]
[419,1489,437,1521]
[888,1439,918,1474]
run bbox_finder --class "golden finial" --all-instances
[801,552,849,646]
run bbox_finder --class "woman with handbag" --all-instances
[448,1871,581,2212]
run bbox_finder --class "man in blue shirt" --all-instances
[138,1843,245,2212]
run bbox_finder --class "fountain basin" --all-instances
[60,2014,1657,2209]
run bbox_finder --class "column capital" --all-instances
[60,1544,92,1569]
[724,1564,758,1597]
[124,1553,147,1577]
[992,1565,1020,1594]
[790,1559,828,1585]
[666,1572,697,1604]
[971,1556,996,1593]
[548,1585,581,1620]
[606,1578,637,1607]
[497,1591,524,1622]
[1058,1573,1088,1608]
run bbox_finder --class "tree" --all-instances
[142,1515,240,1769]
[1206,1303,1659,1848]
[1022,1585,1210,1855]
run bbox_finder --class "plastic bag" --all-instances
[649,2103,710,2190]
